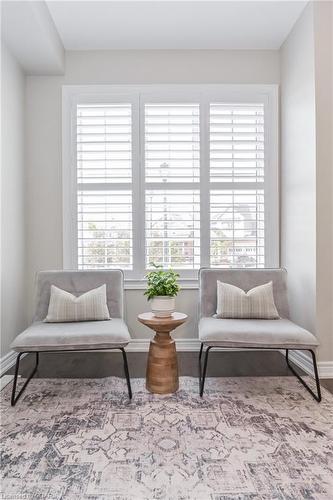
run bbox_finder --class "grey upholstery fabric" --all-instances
[11,319,130,352]
[199,268,289,319]
[199,268,318,350]
[10,270,129,353]
[44,284,110,322]
[199,317,318,349]
[34,270,124,321]
[216,280,279,319]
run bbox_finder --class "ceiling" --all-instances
[1,1,65,74]
[47,1,307,50]
[1,1,308,74]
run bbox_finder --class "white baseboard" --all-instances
[286,350,333,379]
[127,339,268,353]
[2,345,332,378]
[127,338,201,352]
[0,375,14,391]
[0,350,18,377]
[318,361,333,379]
[130,343,333,378]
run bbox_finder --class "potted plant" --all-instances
[144,264,180,317]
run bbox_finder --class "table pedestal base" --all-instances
[138,312,187,395]
[146,332,179,394]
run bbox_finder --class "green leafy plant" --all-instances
[144,263,180,300]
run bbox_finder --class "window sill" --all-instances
[124,279,199,290]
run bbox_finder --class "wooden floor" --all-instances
[6,350,333,394]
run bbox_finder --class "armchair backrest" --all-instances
[34,270,124,321]
[199,268,290,319]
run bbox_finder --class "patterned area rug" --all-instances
[1,376,333,500]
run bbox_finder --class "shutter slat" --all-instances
[210,102,265,184]
[210,189,265,268]
[77,103,132,185]
[77,189,133,270]
[145,103,200,184]
[145,189,200,269]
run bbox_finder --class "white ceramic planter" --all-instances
[150,296,175,318]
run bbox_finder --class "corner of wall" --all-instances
[1,41,29,359]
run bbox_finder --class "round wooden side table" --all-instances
[138,312,187,394]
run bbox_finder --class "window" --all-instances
[209,103,265,268]
[63,85,278,280]
[144,103,200,270]
[76,103,133,269]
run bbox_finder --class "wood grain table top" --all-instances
[137,312,188,329]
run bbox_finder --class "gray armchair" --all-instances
[198,268,321,401]
[10,270,132,405]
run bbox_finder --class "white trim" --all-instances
[0,350,17,376]
[62,84,279,98]
[62,87,78,270]
[0,350,25,376]
[264,85,279,267]
[0,375,14,391]
[287,350,315,377]
[126,340,272,353]
[318,362,333,379]
[127,338,201,352]
[133,94,144,279]
[286,350,333,379]
[2,346,331,377]
[145,343,333,378]
[124,278,199,290]
[200,95,210,267]
[62,84,279,277]
[126,344,333,377]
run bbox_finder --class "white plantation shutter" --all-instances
[145,190,200,269]
[209,102,265,268]
[145,103,200,183]
[210,103,264,182]
[144,103,200,269]
[210,189,265,267]
[77,190,132,269]
[76,103,133,270]
[77,104,132,183]
[65,86,278,276]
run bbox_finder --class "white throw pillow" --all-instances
[44,284,111,322]
[216,281,279,319]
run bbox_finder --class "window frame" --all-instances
[62,84,279,284]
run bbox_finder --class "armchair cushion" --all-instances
[34,270,124,322]
[199,317,318,349]
[11,319,130,352]
[44,284,110,323]
[216,280,279,319]
[199,268,290,319]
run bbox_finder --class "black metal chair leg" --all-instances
[11,352,39,407]
[286,349,322,402]
[310,350,322,402]
[198,343,204,389]
[120,348,132,399]
[200,347,211,397]
[199,343,204,361]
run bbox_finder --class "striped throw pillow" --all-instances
[216,281,279,319]
[44,284,110,322]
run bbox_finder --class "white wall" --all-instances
[64,49,279,84]
[25,49,280,341]
[281,2,333,365]
[313,1,333,363]
[1,42,27,359]
[280,4,316,335]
